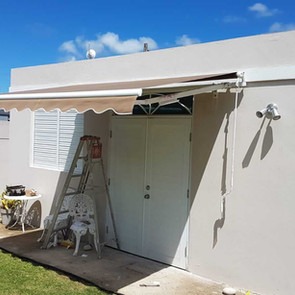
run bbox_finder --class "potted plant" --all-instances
[0,192,21,226]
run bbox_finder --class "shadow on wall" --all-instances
[261,121,273,159]
[213,97,274,247]
[27,200,42,228]
[242,118,274,168]
[190,90,243,248]
[213,198,225,248]
[213,112,230,248]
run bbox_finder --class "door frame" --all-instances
[107,115,192,269]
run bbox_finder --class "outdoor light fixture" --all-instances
[256,103,281,120]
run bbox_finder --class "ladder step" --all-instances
[71,174,83,178]
[64,191,80,196]
[78,156,87,160]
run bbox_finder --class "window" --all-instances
[0,110,10,121]
[33,110,84,171]
[133,95,193,115]
[0,110,10,139]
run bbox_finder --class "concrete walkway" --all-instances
[0,225,245,295]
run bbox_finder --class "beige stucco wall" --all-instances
[0,109,111,239]
[0,121,10,188]
[3,30,295,295]
[1,109,61,226]
[189,84,295,294]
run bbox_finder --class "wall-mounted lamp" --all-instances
[256,103,281,120]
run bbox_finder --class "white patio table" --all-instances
[3,194,41,232]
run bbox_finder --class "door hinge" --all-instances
[189,132,192,142]
[106,225,109,234]
[185,246,187,257]
[108,178,111,186]
[187,189,190,199]
[110,130,112,138]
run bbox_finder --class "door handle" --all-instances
[144,194,150,199]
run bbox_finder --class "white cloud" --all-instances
[176,35,200,46]
[248,3,279,17]
[59,32,158,60]
[59,40,81,61]
[269,22,295,32]
[59,40,79,55]
[98,32,157,54]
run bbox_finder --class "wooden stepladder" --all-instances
[41,135,119,256]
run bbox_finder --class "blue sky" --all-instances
[0,0,294,92]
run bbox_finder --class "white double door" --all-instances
[109,116,191,268]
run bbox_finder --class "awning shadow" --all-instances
[0,228,226,293]
[0,230,172,293]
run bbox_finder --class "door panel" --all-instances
[109,118,146,255]
[109,116,191,268]
[143,118,191,268]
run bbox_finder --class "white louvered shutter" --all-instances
[33,110,84,171]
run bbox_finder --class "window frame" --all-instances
[32,110,84,171]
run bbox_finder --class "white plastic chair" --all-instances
[68,193,100,256]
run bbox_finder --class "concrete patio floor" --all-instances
[0,224,246,295]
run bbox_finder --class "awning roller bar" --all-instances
[0,88,143,100]
[143,79,239,90]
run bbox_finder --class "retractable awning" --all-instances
[0,89,142,115]
[0,72,239,115]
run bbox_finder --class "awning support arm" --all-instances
[135,83,235,106]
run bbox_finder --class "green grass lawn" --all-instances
[0,249,109,295]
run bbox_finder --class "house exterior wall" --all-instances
[189,84,295,295]
[0,121,10,188]
[0,110,111,233]
[3,30,295,295]
[0,109,61,224]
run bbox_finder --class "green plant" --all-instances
[1,192,21,210]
